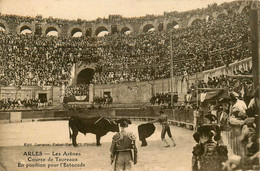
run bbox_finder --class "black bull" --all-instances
[69,116,119,146]
[138,123,156,146]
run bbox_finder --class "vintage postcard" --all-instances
[0,0,259,171]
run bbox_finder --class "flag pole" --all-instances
[170,29,174,109]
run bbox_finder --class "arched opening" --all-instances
[46,27,59,36]
[20,25,32,34]
[242,5,250,14]
[121,27,131,34]
[0,23,6,32]
[71,28,82,37]
[95,26,109,37]
[166,21,179,31]
[217,13,227,19]
[143,24,155,33]
[77,68,95,85]
[191,19,202,26]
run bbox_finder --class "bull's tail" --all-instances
[69,118,72,140]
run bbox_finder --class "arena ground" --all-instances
[0,121,201,171]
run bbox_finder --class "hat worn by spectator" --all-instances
[193,124,218,143]
[116,118,132,127]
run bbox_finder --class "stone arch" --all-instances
[17,23,35,34]
[121,27,130,34]
[163,17,181,31]
[211,9,229,19]
[0,19,9,33]
[216,13,228,19]
[238,3,250,14]
[140,22,157,33]
[71,28,82,37]
[46,27,59,36]
[119,24,134,34]
[42,24,61,36]
[166,20,179,31]
[143,24,155,32]
[67,25,85,37]
[93,24,110,36]
[187,17,203,27]
[20,25,32,32]
[76,68,95,85]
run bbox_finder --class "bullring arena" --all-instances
[0,0,259,171]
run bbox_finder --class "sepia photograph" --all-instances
[0,0,259,170]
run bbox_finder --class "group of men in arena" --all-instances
[110,110,176,170]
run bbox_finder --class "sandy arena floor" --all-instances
[0,121,197,171]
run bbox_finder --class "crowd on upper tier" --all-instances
[93,11,251,84]
[0,1,243,24]
[0,1,251,88]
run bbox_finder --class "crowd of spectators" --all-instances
[150,93,171,106]
[165,1,242,21]
[93,9,251,84]
[93,95,113,108]
[0,1,243,25]
[0,14,34,23]
[0,1,252,112]
[0,2,251,87]
[65,84,89,97]
[0,98,52,110]
[150,93,179,108]
[215,88,258,170]
[191,86,259,170]
[187,67,253,104]
[0,32,103,86]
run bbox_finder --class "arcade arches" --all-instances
[77,68,95,85]
[191,19,202,26]
[0,23,6,32]
[216,13,227,19]
[20,25,32,34]
[121,27,131,34]
[95,26,109,37]
[166,21,179,31]
[71,28,83,37]
[143,24,155,33]
[46,27,59,36]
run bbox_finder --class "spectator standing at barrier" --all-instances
[197,106,204,126]
[230,92,247,114]
[229,92,247,125]
[223,87,259,170]
[110,119,137,171]
[149,111,176,147]
[192,125,228,171]
[193,107,200,131]
[219,105,229,132]
[210,104,217,116]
